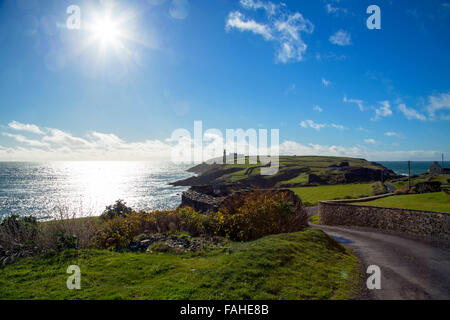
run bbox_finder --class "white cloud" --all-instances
[279,140,444,161]
[398,103,427,121]
[43,128,92,148]
[343,96,365,111]
[330,124,346,130]
[0,121,445,162]
[226,11,273,40]
[300,120,325,131]
[364,138,377,144]
[426,92,450,120]
[322,78,331,87]
[240,0,278,15]
[324,3,348,16]
[226,1,314,63]
[315,52,347,61]
[8,121,45,135]
[300,120,346,131]
[357,126,369,132]
[329,30,351,46]
[274,12,314,63]
[385,132,400,137]
[313,105,323,112]
[1,125,172,161]
[325,4,338,14]
[2,133,49,147]
[372,101,392,121]
[284,83,296,95]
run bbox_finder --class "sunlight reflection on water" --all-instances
[0,162,194,219]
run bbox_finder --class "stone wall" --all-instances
[181,190,227,214]
[318,200,450,240]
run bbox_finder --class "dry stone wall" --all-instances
[318,200,450,240]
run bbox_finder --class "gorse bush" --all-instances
[95,191,308,248]
[3,191,309,258]
[101,200,134,220]
[96,214,141,250]
[95,208,213,249]
[212,190,308,241]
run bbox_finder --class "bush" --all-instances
[101,200,134,221]
[95,191,308,248]
[212,190,308,241]
[372,181,387,195]
[414,181,442,194]
[95,208,213,250]
[96,214,140,250]
[177,207,213,236]
[0,215,39,253]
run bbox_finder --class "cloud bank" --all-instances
[0,121,445,162]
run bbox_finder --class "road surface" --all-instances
[306,207,450,300]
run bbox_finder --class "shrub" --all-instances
[96,214,140,250]
[95,208,213,249]
[101,200,134,220]
[212,190,308,241]
[372,181,387,195]
[0,215,39,253]
[95,191,309,248]
[394,188,409,195]
[177,207,213,236]
[40,206,98,250]
[414,181,442,194]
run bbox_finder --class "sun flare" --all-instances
[92,17,121,45]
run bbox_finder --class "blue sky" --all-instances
[0,0,449,161]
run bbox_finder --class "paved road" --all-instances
[306,207,450,300]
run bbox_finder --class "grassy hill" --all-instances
[291,183,385,206]
[0,228,361,300]
[173,156,398,188]
[354,192,450,213]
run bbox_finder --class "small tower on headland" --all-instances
[223,149,226,164]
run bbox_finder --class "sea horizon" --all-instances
[1,159,448,219]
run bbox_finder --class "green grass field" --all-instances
[192,156,387,187]
[355,192,450,213]
[0,228,361,300]
[290,183,376,206]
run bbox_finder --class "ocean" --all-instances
[1,160,449,219]
[378,161,450,176]
[0,162,194,219]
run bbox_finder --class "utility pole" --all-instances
[443,153,445,168]
[408,160,411,191]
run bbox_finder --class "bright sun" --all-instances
[83,8,143,62]
[92,17,121,45]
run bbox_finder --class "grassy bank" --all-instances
[290,183,377,206]
[355,192,450,213]
[0,228,361,300]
